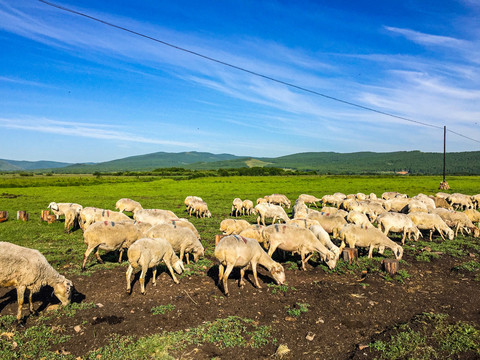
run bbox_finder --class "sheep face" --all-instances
[325,253,337,269]
[271,264,285,285]
[173,259,185,274]
[394,246,404,260]
[53,279,73,306]
[48,202,59,211]
[193,248,205,262]
[446,228,455,240]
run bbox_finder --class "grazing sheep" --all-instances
[64,207,81,233]
[381,192,407,200]
[319,206,348,218]
[188,200,211,218]
[167,218,201,239]
[82,221,146,271]
[79,207,104,230]
[254,203,289,226]
[264,194,291,208]
[464,209,480,224]
[263,224,338,270]
[340,198,360,212]
[184,196,203,208]
[0,242,73,321]
[241,199,254,215]
[306,212,347,237]
[429,196,453,210]
[401,200,429,214]
[408,212,454,241]
[48,202,83,220]
[321,194,342,208]
[134,209,179,225]
[346,211,373,228]
[256,197,268,204]
[126,238,184,294]
[214,235,285,296]
[309,224,341,258]
[287,218,320,229]
[145,223,204,264]
[219,219,251,235]
[238,224,265,244]
[435,192,450,200]
[80,207,133,230]
[292,199,309,219]
[231,198,243,217]
[430,208,479,237]
[376,212,422,244]
[368,193,378,200]
[412,194,436,210]
[337,224,404,259]
[447,193,474,210]
[385,198,411,213]
[298,194,322,208]
[472,194,480,209]
[115,198,143,213]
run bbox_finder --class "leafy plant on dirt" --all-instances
[267,283,296,294]
[180,258,214,278]
[151,304,175,315]
[369,313,480,359]
[286,302,309,317]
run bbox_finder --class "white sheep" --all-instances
[64,207,82,233]
[408,212,454,241]
[464,209,480,224]
[115,198,143,213]
[189,200,211,218]
[401,200,429,214]
[346,211,373,228]
[238,224,265,244]
[381,192,407,200]
[254,203,289,226]
[0,242,73,321]
[231,198,243,217]
[80,207,133,230]
[219,219,251,235]
[134,209,179,225]
[376,212,422,244]
[145,223,204,264]
[263,224,338,270]
[337,224,404,259]
[167,218,201,239]
[430,208,479,237]
[241,199,254,215]
[48,202,83,220]
[292,199,309,219]
[126,237,184,294]
[82,220,146,271]
[385,198,411,213]
[287,218,320,229]
[184,196,203,208]
[472,194,480,209]
[264,194,291,208]
[309,224,341,258]
[297,194,322,208]
[306,212,347,237]
[214,235,285,296]
[447,193,474,210]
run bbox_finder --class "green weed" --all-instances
[267,283,296,294]
[151,304,176,315]
[286,302,309,317]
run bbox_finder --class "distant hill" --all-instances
[2,150,480,175]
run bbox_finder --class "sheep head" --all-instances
[270,263,285,285]
[53,278,73,306]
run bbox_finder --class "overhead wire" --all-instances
[38,0,480,144]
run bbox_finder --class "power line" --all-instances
[39,0,480,144]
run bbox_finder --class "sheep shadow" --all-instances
[207,264,275,294]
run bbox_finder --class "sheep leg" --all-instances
[139,267,147,294]
[118,249,124,263]
[82,246,98,271]
[368,244,374,258]
[222,263,234,296]
[436,226,446,241]
[16,286,26,321]
[401,230,407,245]
[126,265,134,293]
[28,289,35,315]
[267,243,278,258]
[251,261,261,288]
[152,267,157,287]
[272,216,277,224]
[94,248,104,264]
[239,267,247,287]
[185,252,190,265]
[218,264,225,284]
[164,260,179,284]
[429,229,434,241]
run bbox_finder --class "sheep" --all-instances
[82,220,146,271]
[435,192,450,200]
[429,195,453,210]
[231,198,243,217]
[241,199,254,215]
[472,194,480,209]
[464,209,480,224]
[408,212,454,241]
[64,207,81,233]
[385,198,411,213]
[0,242,73,321]
[306,212,347,238]
[48,202,83,220]
[401,200,429,214]
[264,194,291,208]
[254,203,289,226]
[337,224,404,260]
[376,212,422,244]
[115,198,143,213]
[346,211,373,228]
[447,193,474,210]
[292,199,310,219]
[309,224,341,258]
[356,192,367,201]
[214,235,285,296]
[430,208,479,237]
[256,197,268,204]
[263,224,337,270]
[340,198,360,212]
[219,219,251,235]
[167,218,201,239]
[321,194,343,208]
[287,218,320,229]
[238,224,265,244]
[133,209,179,225]
[126,237,184,294]
[412,194,436,210]
[184,196,203,208]
[145,223,204,264]
[80,207,133,230]
[319,206,348,218]
[189,200,211,218]
[368,193,378,200]
[381,192,407,200]
[297,194,322,208]
[355,201,387,221]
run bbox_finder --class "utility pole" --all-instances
[439,125,450,190]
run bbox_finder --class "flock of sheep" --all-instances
[1,190,480,321]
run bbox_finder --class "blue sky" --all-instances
[1,0,479,163]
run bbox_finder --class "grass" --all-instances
[151,304,176,315]
[267,283,296,294]
[286,302,309,317]
[369,313,480,359]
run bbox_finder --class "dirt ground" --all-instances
[1,250,479,360]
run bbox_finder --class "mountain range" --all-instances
[1,150,479,175]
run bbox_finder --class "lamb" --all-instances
[189,200,211,218]
[264,194,291,208]
[306,212,347,238]
[309,224,341,258]
[214,235,285,296]
[0,242,73,321]
[408,212,454,241]
[263,224,337,270]
[126,237,184,294]
[376,212,422,244]
[241,199,254,215]
[337,224,404,259]
[430,208,479,237]
[184,196,203,208]
[254,203,289,226]
[48,202,83,220]
[219,219,251,235]
[346,211,373,228]
[297,194,322,208]
[115,198,143,213]
[82,220,146,271]
[80,207,133,230]
[133,209,179,225]
[145,223,204,264]
[231,198,243,217]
